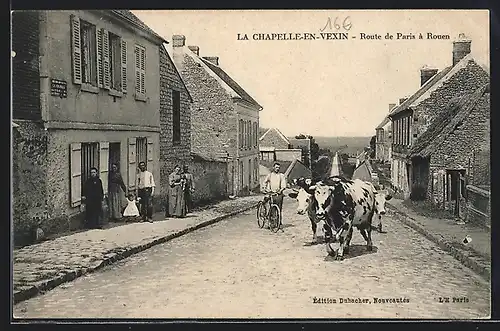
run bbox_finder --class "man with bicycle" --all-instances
[262,162,287,226]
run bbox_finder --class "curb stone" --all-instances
[387,204,490,282]
[13,202,259,305]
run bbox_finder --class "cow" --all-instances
[309,176,378,260]
[365,182,393,233]
[288,178,333,243]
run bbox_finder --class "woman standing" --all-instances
[82,167,104,229]
[108,163,127,221]
[168,165,186,218]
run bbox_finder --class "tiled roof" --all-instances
[110,10,166,43]
[388,66,453,117]
[410,82,490,158]
[201,58,263,110]
[259,127,290,144]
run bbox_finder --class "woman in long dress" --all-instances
[82,167,104,229]
[168,165,187,218]
[108,163,127,221]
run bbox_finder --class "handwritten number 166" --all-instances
[320,16,352,32]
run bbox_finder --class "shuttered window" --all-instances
[99,142,109,195]
[128,137,137,190]
[136,137,147,167]
[135,44,146,98]
[71,15,126,93]
[71,15,97,86]
[239,120,243,149]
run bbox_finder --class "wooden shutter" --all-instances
[70,143,82,207]
[70,15,82,85]
[96,28,103,88]
[99,142,109,195]
[102,29,111,90]
[135,46,140,95]
[128,137,137,190]
[147,138,154,173]
[140,47,146,94]
[121,39,127,93]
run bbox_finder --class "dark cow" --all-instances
[309,176,378,260]
[288,178,331,243]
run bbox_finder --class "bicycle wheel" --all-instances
[257,201,267,228]
[269,204,281,233]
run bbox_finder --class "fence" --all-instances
[465,185,490,228]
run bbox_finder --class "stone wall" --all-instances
[159,46,192,207]
[427,91,490,212]
[189,154,228,206]
[12,121,49,247]
[175,51,238,161]
[413,61,489,140]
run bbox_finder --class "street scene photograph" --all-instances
[11,9,490,319]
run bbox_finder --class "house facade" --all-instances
[289,137,312,168]
[388,35,489,199]
[170,35,263,196]
[375,103,395,163]
[259,127,302,162]
[409,83,490,218]
[12,10,166,243]
[158,43,193,208]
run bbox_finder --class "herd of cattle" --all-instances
[287,176,393,261]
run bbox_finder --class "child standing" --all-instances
[123,193,141,222]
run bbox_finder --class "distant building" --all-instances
[289,137,312,168]
[375,103,396,162]
[259,127,302,162]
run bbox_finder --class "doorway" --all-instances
[109,142,121,173]
[446,169,466,217]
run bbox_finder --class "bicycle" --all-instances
[256,192,282,233]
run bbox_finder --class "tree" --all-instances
[369,135,376,158]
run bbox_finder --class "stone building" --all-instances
[259,127,302,162]
[388,34,489,199]
[158,43,193,209]
[374,103,395,163]
[12,10,166,245]
[170,35,263,196]
[409,83,490,219]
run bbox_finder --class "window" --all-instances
[72,17,97,86]
[109,32,122,91]
[135,44,146,98]
[173,90,181,143]
[254,158,258,183]
[81,143,99,186]
[239,119,243,149]
[71,15,127,94]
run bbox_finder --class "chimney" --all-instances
[389,103,396,112]
[453,33,471,66]
[188,46,199,56]
[399,97,408,105]
[420,66,438,86]
[172,35,185,47]
[203,56,219,66]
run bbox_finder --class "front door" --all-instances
[109,143,121,170]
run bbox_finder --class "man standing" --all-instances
[182,165,195,214]
[136,161,155,223]
[263,162,287,224]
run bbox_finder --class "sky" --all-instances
[133,10,489,137]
